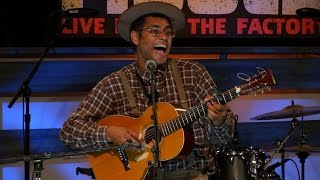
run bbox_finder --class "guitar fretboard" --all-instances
[160,102,207,137]
[214,87,240,105]
[160,86,241,137]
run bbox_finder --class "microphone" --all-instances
[145,60,157,72]
[265,159,290,173]
[62,8,99,17]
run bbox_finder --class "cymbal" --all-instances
[285,144,320,153]
[250,105,320,120]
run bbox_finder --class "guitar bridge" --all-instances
[117,148,130,171]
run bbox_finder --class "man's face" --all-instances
[131,16,174,69]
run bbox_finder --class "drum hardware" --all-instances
[251,100,320,180]
[245,146,270,179]
[265,114,299,180]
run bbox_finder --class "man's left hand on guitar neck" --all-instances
[205,95,229,127]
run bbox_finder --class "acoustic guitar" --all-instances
[88,69,276,180]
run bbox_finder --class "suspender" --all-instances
[117,69,140,117]
[170,59,189,109]
[117,59,188,117]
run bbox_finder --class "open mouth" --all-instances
[154,44,167,53]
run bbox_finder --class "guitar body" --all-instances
[88,102,187,180]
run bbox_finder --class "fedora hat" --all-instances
[117,2,186,42]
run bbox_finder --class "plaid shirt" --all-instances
[60,58,234,174]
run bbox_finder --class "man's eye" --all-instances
[152,29,160,34]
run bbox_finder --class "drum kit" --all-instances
[213,101,320,180]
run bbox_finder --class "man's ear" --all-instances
[130,31,139,46]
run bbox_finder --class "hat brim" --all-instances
[117,2,186,42]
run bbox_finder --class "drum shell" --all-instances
[213,149,249,180]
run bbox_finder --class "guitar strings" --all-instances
[143,88,240,142]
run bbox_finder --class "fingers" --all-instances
[107,126,142,145]
[208,102,226,113]
[121,131,138,145]
[204,95,214,102]
[207,98,227,122]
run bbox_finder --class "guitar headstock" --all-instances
[237,69,276,96]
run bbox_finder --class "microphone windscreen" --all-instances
[144,60,157,72]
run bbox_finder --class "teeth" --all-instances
[154,44,167,48]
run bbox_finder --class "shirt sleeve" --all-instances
[59,78,114,149]
[207,112,235,146]
[188,61,235,146]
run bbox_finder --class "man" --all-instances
[60,2,234,180]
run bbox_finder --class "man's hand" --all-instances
[205,95,228,126]
[106,126,143,145]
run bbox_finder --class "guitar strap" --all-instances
[117,69,140,117]
[170,59,189,109]
[170,59,196,163]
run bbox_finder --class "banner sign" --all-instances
[60,0,320,46]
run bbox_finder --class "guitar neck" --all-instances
[213,87,241,105]
[160,87,241,137]
[160,102,207,137]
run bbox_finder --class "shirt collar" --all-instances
[136,59,169,84]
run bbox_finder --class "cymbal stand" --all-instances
[33,159,44,180]
[263,115,299,180]
[296,114,309,180]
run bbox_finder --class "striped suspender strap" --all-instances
[170,59,189,109]
[117,69,140,116]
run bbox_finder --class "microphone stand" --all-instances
[7,13,71,180]
[232,115,240,150]
[150,71,163,180]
